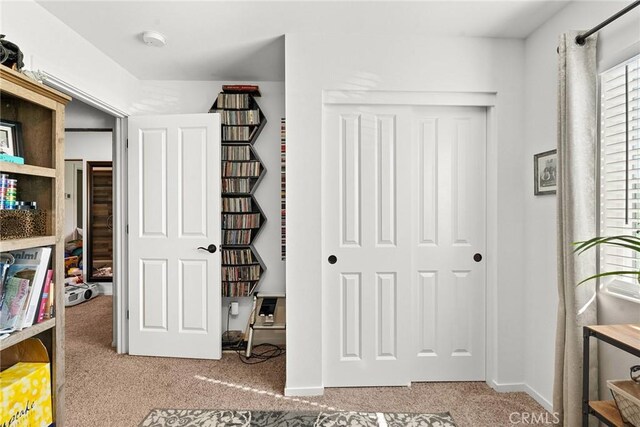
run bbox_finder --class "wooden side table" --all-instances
[582,324,640,426]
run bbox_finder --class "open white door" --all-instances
[128,113,221,359]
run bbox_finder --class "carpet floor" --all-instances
[65,296,548,426]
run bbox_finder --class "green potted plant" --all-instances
[574,234,640,285]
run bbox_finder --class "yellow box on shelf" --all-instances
[0,362,53,427]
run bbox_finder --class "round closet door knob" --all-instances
[473,253,483,262]
[328,255,338,264]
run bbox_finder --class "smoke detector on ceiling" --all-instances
[141,31,166,48]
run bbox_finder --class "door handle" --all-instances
[198,244,217,254]
[474,253,483,262]
[328,255,337,264]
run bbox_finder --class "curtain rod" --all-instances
[575,0,640,45]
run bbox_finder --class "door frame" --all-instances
[41,71,130,353]
[321,90,499,388]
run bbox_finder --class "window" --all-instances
[600,54,640,302]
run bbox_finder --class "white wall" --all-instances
[523,0,640,409]
[66,100,115,129]
[0,0,137,115]
[285,33,526,395]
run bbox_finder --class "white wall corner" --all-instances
[524,384,553,413]
[284,384,325,397]
[489,380,553,413]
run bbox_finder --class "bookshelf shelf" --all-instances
[211,86,267,298]
[0,163,57,178]
[0,66,69,426]
[0,235,57,252]
[0,318,56,351]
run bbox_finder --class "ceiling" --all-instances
[37,0,574,81]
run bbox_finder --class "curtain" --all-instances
[554,31,599,426]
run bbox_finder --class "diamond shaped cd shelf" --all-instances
[212,87,267,298]
[221,145,266,195]
[220,245,266,298]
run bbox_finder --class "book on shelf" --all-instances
[44,282,55,320]
[0,247,52,332]
[222,84,260,95]
[36,270,53,323]
[0,153,25,164]
[0,277,31,332]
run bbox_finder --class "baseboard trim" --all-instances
[489,381,553,413]
[489,380,525,393]
[284,385,324,397]
[96,282,113,296]
[524,384,553,413]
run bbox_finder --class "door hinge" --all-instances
[126,310,129,320]
[126,139,129,149]
[126,224,129,234]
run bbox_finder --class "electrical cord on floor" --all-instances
[221,304,285,363]
[235,343,285,365]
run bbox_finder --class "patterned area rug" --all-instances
[140,409,457,426]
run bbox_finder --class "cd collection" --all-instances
[222,126,252,141]
[215,109,260,125]
[217,93,250,109]
[223,230,252,245]
[222,282,255,298]
[222,248,255,265]
[222,265,261,281]
[222,178,251,193]
[221,146,251,161]
[222,161,261,177]
[222,197,252,212]
[222,213,261,229]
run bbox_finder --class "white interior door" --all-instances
[128,113,221,359]
[323,106,413,386]
[411,106,486,381]
[323,104,486,386]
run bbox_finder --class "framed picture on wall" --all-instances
[534,149,557,195]
[0,119,24,157]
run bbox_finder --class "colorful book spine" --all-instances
[36,270,53,324]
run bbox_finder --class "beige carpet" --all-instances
[65,296,548,426]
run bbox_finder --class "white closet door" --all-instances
[323,106,414,386]
[128,113,222,359]
[411,106,486,381]
[323,104,487,386]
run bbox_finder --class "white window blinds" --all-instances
[600,54,640,300]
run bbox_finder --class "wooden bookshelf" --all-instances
[0,65,69,426]
[0,318,56,351]
[583,324,640,427]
